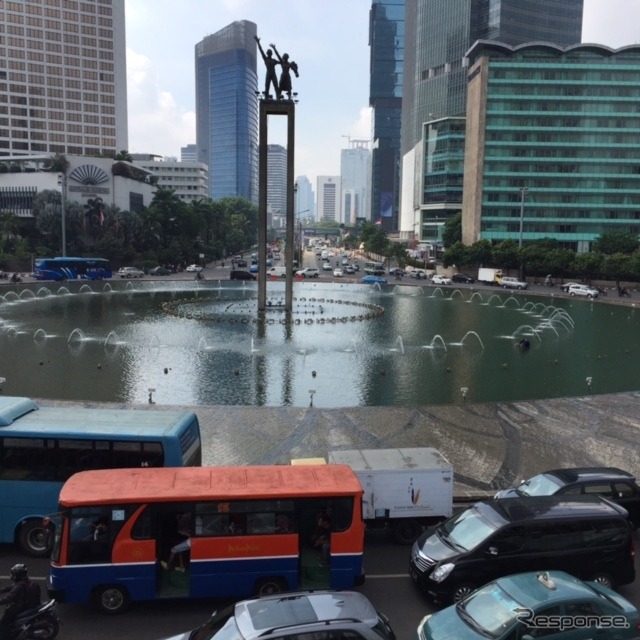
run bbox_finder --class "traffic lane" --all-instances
[2,529,640,640]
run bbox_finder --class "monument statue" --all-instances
[254,36,280,99]
[270,43,299,100]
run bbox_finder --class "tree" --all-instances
[492,240,520,272]
[602,252,634,284]
[572,251,603,282]
[442,242,469,268]
[43,153,69,174]
[442,212,462,247]
[467,240,493,267]
[113,150,133,162]
[592,231,639,256]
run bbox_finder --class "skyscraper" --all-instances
[0,0,128,157]
[317,176,341,223]
[369,0,404,231]
[340,141,371,225]
[267,144,287,221]
[400,0,584,240]
[195,21,259,202]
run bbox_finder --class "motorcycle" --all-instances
[195,271,205,280]
[617,286,631,298]
[7,600,59,640]
[10,273,22,283]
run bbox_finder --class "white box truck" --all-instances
[327,447,453,544]
[477,267,502,285]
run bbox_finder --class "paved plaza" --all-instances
[38,391,640,498]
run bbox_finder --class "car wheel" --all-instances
[588,294,593,299]
[253,577,286,597]
[392,519,420,544]
[517,285,523,290]
[451,583,476,604]
[570,292,576,296]
[589,572,614,589]
[18,519,52,556]
[280,274,286,279]
[92,585,130,614]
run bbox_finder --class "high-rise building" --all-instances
[400,0,584,242]
[463,41,640,252]
[340,141,371,226]
[0,0,128,157]
[369,0,404,230]
[267,144,287,224]
[294,175,314,221]
[195,21,258,203]
[181,144,197,163]
[317,176,341,223]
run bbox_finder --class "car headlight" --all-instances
[431,563,455,583]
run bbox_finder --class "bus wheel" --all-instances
[18,519,52,557]
[92,585,130,615]
[254,577,286,597]
[392,519,420,545]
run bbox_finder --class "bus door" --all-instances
[133,503,192,598]
[297,500,332,590]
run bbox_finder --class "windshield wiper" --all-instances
[455,603,494,638]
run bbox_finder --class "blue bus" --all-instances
[34,257,112,281]
[0,396,202,556]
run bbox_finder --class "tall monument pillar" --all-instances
[257,101,295,314]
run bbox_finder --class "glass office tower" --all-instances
[400,0,584,242]
[463,42,640,251]
[369,0,404,230]
[195,21,259,203]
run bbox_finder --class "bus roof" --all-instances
[0,396,197,437]
[59,466,363,505]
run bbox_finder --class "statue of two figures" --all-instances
[255,36,299,100]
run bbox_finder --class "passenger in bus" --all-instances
[161,513,191,572]
[311,512,331,566]
[275,514,292,533]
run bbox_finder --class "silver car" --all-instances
[162,591,396,640]
[117,266,144,278]
[568,283,599,298]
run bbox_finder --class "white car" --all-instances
[296,267,319,278]
[500,276,528,290]
[333,268,344,277]
[117,266,144,278]
[568,284,599,298]
[185,264,203,273]
[431,275,452,285]
[322,262,333,271]
[560,281,580,292]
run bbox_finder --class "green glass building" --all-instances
[462,42,640,251]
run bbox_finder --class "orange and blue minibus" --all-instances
[48,465,365,613]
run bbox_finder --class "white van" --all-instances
[267,266,288,278]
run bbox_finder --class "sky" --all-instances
[124,0,640,188]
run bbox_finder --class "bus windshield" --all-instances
[49,465,365,614]
[0,396,201,556]
[34,257,112,281]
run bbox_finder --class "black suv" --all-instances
[495,467,640,528]
[451,273,474,284]
[230,269,256,281]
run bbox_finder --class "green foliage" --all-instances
[572,251,603,280]
[442,212,462,247]
[442,242,469,268]
[467,240,493,267]
[359,221,390,256]
[592,231,639,255]
[491,240,520,271]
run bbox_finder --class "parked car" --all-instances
[234,259,248,267]
[149,266,171,276]
[494,466,640,528]
[295,267,320,278]
[117,266,144,278]
[322,262,333,271]
[409,269,428,279]
[388,268,404,277]
[568,283,599,298]
[249,264,259,273]
[162,590,396,640]
[500,276,528,290]
[451,273,475,284]
[409,495,635,604]
[361,275,387,284]
[344,265,355,274]
[416,570,640,640]
[352,263,360,271]
[333,268,344,277]
[186,264,203,273]
[560,281,580,292]
[431,275,452,285]
[230,270,256,281]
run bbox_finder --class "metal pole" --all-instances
[61,173,67,257]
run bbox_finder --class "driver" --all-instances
[0,564,41,640]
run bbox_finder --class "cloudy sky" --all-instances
[125,0,640,186]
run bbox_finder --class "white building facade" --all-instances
[316,176,341,223]
[0,0,128,157]
[132,154,208,203]
[340,141,371,225]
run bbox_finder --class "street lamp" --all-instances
[58,172,67,257]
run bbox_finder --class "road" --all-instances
[1,528,639,640]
